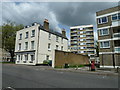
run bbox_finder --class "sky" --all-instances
[1,1,119,42]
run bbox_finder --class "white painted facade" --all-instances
[15,23,68,67]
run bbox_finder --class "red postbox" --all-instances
[91,61,95,71]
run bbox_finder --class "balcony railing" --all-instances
[114,47,120,53]
[113,33,120,38]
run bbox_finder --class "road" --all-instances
[2,64,118,88]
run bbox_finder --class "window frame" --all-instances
[31,54,35,61]
[56,36,59,42]
[19,33,22,40]
[111,13,120,21]
[18,43,21,50]
[25,42,28,50]
[25,32,29,39]
[48,43,51,51]
[56,45,59,50]
[98,16,108,24]
[99,28,109,36]
[48,33,51,40]
[31,41,35,49]
[31,30,35,37]
[100,41,110,48]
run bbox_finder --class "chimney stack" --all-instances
[62,28,66,37]
[43,19,49,31]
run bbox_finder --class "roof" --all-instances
[39,25,68,40]
[70,25,93,29]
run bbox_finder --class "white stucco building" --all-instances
[15,19,68,67]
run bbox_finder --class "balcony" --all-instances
[86,33,93,35]
[113,33,120,39]
[85,29,93,31]
[86,37,94,39]
[114,47,120,53]
[71,41,77,44]
[87,44,94,47]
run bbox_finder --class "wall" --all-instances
[38,30,68,64]
[99,53,120,66]
[54,50,89,68]
[15,24,39,65]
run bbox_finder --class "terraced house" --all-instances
[96,6,120,68]
[15,19,68,67]
[70,25,95,61]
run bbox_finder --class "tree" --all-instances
[2,21,24,62]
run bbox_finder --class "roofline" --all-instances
[70,25,93,29]
[96,5,120,13]
[39,26,68,40]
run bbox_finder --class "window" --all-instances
[31,41,34,49]
[46,55,49,60]
[19,34,22,40]
[25,32,29,38]
[113,33,120,38]
[118,13,120,20]
[112,13,120,21]
[98,17,108,24]
[100,41,110,48]
[25,54,28,61]
[19,43,21,50]
[31,30,35,37]
[61,38,63,43]
[21,55,22,60]
[18,55,20,60]
[61,46,63,50]
[31,54,35,61]
[56,45,58,50]
[56,36,59,42]
[25,42,28,50]
[80,39,83,41]
[49,33,51,40]
[48,43,51,50]
[99,28,109,36]
[112,14,117,20]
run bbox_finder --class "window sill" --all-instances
[100,47,110,49]
[99,34,109,36]
[23,61,26,63]
[112,19,120,21]
[29,61,33,63]
[48,49,51,51]
[98,22,108,24]
[25,37,28,39]
[31,36,35,37]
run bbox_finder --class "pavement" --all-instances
[54,67,119,76]
[14,64,119,76]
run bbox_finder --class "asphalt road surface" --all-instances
[2,64,118,88]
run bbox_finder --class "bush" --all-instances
[69,64,85,68]
[43,60,52,66]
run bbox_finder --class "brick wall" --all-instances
[54,50,89,68]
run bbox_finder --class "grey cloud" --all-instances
[48,2,118,26]
[2,2,118,40]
